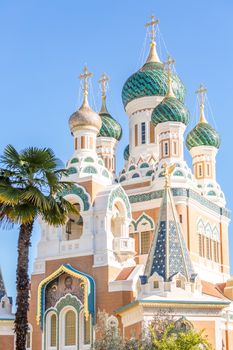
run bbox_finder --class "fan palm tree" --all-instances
[0,145,77,350]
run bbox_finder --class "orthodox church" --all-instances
[1,15,233,350]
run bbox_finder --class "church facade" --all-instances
[1,15,233,350]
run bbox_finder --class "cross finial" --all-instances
[196,84,207,123]
[99,73,110,114]
[145,15,160,63]
[98,73,109,97]
[164,56,175,98]
[79,66,93,104]
[145,15,159,45]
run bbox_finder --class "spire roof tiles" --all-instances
[144,183,195,282]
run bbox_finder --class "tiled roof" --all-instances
[186,122,220,150]
[201,280,226,300]
[216,282,226,294]
[144,185,194,282]
[152,96,190,127]
[115,267,135,281]
[122,61,185,108]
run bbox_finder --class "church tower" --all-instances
[69,66,102,160]
[186,85,224,205]
[121,16,185,167]
[151,56,190,163]
[96,73,122,174]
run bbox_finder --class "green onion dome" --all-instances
[186,121,220,150]
[122,61,185,108]
[98,97,122,141]
[124,144,130,161]
[151,95,190,127]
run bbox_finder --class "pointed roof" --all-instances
[144,176,195,282]
[0,267,6,299]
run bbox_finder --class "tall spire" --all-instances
[98,73,109,114]
[79,65,93,107]
[164,56,175,98]
[144,163,195,281]
[0,267,6,299]
[145,15,161,63]
[196,84,207,123]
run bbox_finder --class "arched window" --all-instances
[206,237,211,260]
[50,314,57,347]
[26,332,31,349]
[176,279,182,288]
[66,203,83,240]
[26,325,32,350]
[84,315,91,345]
[65,310,76,346]
[213,241,220,263]
[198,233,205,257]
[141,231,151,254]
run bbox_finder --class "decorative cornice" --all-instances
[128,187,230,219]
[115,299,230,315]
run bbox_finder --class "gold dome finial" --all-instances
[145,15,160,63]
[196,84,207,123]
[98,73,109,114]
[79,66,93,107]
[164,55,175,98]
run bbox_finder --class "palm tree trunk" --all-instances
[15,221,34,350]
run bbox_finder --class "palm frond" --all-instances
[0,203,16,229]
[0,145,78,229]
[0,145,21,170]
[7,204,37,224]
[0,183,22,205]
[19,187,51,212]
[21,147,58,172]
[41,196,78,226]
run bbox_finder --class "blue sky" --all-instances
[0,0,233,302]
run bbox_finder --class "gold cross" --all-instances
[98,73,109,97]
[145,15,159,44]
[164,56,175,78]
[79,66,93,97]
[196,84,207,106]
[196,84,207,123]
[164,56,175,97]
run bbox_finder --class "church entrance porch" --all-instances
[35,264,95,350]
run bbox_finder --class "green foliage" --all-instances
[150,324,212,350]
[0,144,77,226]
[93,311,212,350]
[94,311,123,350]
[0,145,78,350]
